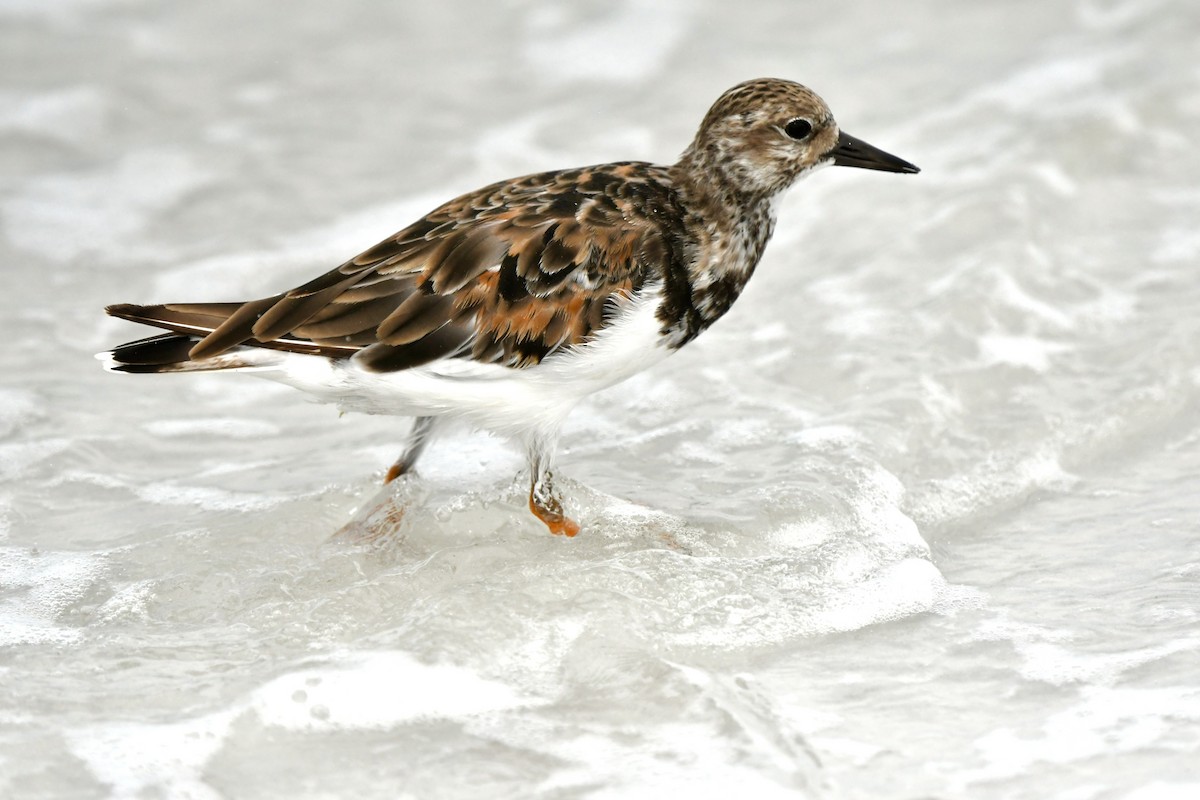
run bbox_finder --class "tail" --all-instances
[97,332,279,374]
[100,301,357,374]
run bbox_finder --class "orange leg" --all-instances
[528,462,579,537]
[384,416,435,484]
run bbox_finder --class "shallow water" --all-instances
[3,0,1199,797]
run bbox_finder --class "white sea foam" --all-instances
[1016,637,1200,687]
[68,712,237,800]
[249,650,536,731]
[94,580,155,624]
[0,547,104,646]
[964,686,1200,785]
[977,333,1072,372]
[66,651,539,797]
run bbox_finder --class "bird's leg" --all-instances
[529,469,580,538]
[526,438,579,537]
[337,417,437,542]
[384,416,436,483]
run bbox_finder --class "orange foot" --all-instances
[528,495,580,537]
[384,463,405,483]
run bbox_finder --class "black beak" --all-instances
[830,131,919,174]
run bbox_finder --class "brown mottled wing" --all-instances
[181,162,676,372]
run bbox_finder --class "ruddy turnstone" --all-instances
[101,78,918,537]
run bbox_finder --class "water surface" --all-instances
[2,1,1199,797]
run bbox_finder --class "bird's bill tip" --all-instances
[829,131,920,174]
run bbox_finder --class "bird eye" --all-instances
[784,118,813,140]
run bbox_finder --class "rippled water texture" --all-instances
[3,1,1199,797]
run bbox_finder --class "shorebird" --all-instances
[102,78,918,537]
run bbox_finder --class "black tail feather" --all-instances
[111,333,199,365]
[106,333,200,373]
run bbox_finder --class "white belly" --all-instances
[258,285,673,437]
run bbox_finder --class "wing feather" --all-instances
[377,292,457,344]
[356,325,472,372]
[252,275,360,340]
[291,295,402,340]
[119,162,680,372]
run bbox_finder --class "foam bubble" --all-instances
[68,712,236,800]
[0,547,105,646]
[250,651,536,731]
